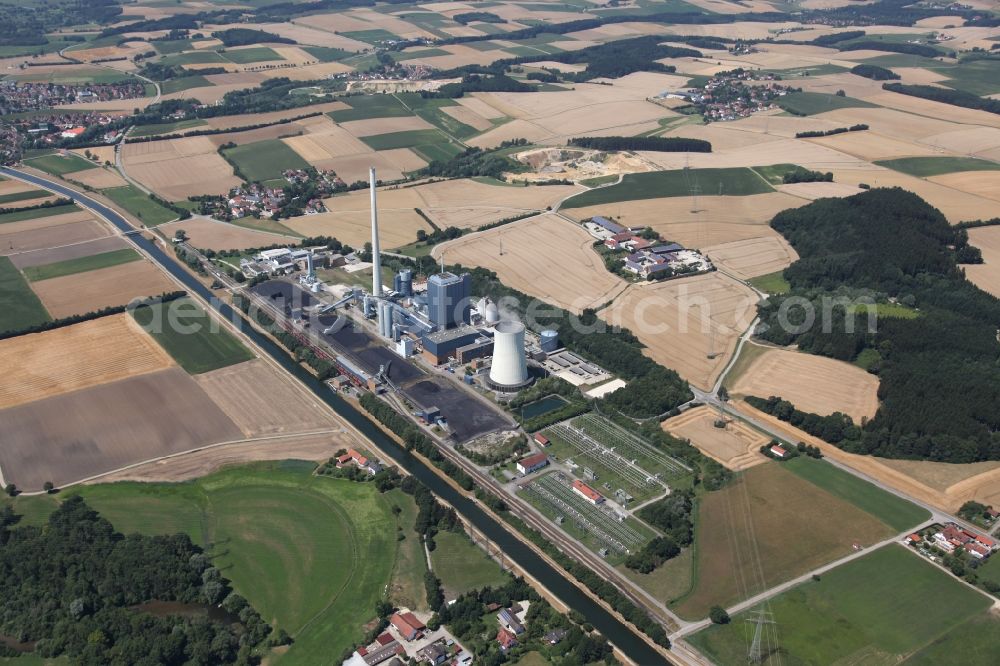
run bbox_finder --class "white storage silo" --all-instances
[489,320,529,390]
[540,329,559,353]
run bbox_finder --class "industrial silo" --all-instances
[488,320,530,391]
[540,329,559,353]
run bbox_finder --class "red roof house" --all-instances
[497,628,518,651]
[390,612,426,641]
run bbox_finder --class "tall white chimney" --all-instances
[370,167,382,298]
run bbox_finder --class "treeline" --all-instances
[850,64,900,80]
[795,123,869,138]
[753,188,1000,462]
[0,291,185,341]
[0,197,73,216]
[882,82,1000,115]
[534,36,696,82]
[0,497,272,664]
[428,73,534,99]
[418,141,527,180]
[626,490,693,573]
[812,30,865,46]
[453,11,504,24]
[746,396,859,447]
[569,136,712,153]
[839,40,941,57]
[782,168,833,183]
[212,28,296,47]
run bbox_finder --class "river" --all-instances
[3,168,672,666]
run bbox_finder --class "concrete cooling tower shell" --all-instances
[489,320,530,390]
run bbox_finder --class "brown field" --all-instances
[199,101,347,131]
[1,215,110,257]
[775,181,867,200]
[340,115,435,137]
[193,359,341,437]
[702,235,798,280]
[0,195,59,209]
[71,145,116,164]
[0,367,242,490]
[265,21,372,51]
[672,461,895,619]
[68,167,128,189]
[286,204,429,249]
[639,137,868,171]
[928,171,1000,202]
[9,236,128,269]
[0,180,36,196]
[663,405,769,470]
[566,192,806,249]
[964,226,1000,298]
[917,127,1000,160]
[0,314,173,410]
[435,213,626,312]
[125,151,241,200]
[159,218,298,251]
[31,259,176,318]
[601,273,758,390]
[440,104,493,132]
[457,96,507,120]
[282,124,372,161]
[864,91,1000,130]
[808,131,941,161]
[730,348,879,422]
[467,119,552,148]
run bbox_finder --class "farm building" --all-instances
[930,523,998,559]
[533,433,550,447]
[572,479,605,505]
[389,612,426,641]
[337,448,383,475]
[497,605,525,635]
[516,453,549,475]
[591,216,626,235]
[770,444,788,458]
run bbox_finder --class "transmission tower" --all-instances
[746,610,776,664]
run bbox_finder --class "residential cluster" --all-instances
[333,60,435,83]
[689,70,791,122]
[0,80,146,114]
[211,172,336,220]
[1,110,124,162]
[587,216,713,280]
[344,610,473,666]
[907,522,998,560]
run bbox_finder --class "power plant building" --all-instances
[456,338,493,364]
[488,321,530,391]
[421,325,480,365]
[427,272,471,330]
[393,269,413,298]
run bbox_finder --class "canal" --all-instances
[5,168,671,666]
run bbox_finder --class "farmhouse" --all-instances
[497,605,526,635]
[389,612,425,641]
[572,479,605,505]
[623,244,712,279]
[496,628,518,652]
[336,448,383,475]
[931,523,998,559]
[770,444,788,458]
[533,433,550,447]
[516,453,549,475]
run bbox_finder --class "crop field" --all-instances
[562,168,773,209]
[23,152,95,176]
[0,256,49,334]
[223,46,284,64]
[222,139,310,183]
[340,115,435,137]
[430,530,509,600]
[520,471,655,560]
[8,236,128,270]
[30,258,176,318]
[0,313,173,409]
[22,248,139,282]
[729,348,880,422]
[434,213,625,313]
[602,273,758,391]
[778,91,878,116]
[671,461,898,619]
[1,214,109,258]
[0,188,49,205]
[0,367,241,490]
[662,406,769,471]
[783,457,930,532]
[68,166,128,189]
[701,236,798,280]
[689,545,993,665]
[360,128,462,157]
[328,94,413,122]
[874,156,1000,177]
[129,118,208,137]
[123,137,242,200]
[132,297,254,374]
[0,203,81,224]
[101,185,180,226]
[193,359,340,437]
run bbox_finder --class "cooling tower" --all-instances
[489,320,529,390]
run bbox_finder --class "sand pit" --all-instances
[0,314,174,410]
[160,218,297,251]
[9,236,128,270]
[602,273,759,390]
[703,235,798,280]
[31,259,176,319]
[927,171,1000,202]
[964,226,1000,298]
[340,116,435,137]
[68,167,128,189]
[730,347,880,422]
[194,359,341,437]
[435,213,627,313]
[0,367,242,490]
[566,192,806,249]
[664,405,769,470]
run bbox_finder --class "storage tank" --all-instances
[540,329,559,353]
[478,297,500,325]
[488,320,530,390]
[379,302,394,338]
[363,296,376,318]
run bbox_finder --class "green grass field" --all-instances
[222,46,284,64]
[579,174,619,188]
[153,38,194,54]
[848,301,920,320]
[328,95,412,122]
[360,128,452,151]
[0,189,48,205]
[158,51,227,67]
[908,613,1000,665]
[301,46,350,62]
[23,152,94,176]
[562,167,773,209]
[783,457,930,532]
[431,530,510,599]
[102,185,178,225]
[130,118,208,137]
[131,297,254,373]
[690,545,993,665]
[223,139,310,183]
[748,270,790,294]
[0,203,79,224]
[3,463,411,665]
[750,163,805,185]
[159,77,213,95]
[777,91,878,116]
[341,29,400,45]
[23,248,140,282]
[411,141,464,163]
[0,256,50,334]
[874,156,1000,177]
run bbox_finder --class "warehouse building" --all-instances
[572,479,605,505]
[516,453,549,475]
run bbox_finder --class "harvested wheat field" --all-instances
[808,131,941,161]
[282,124,373,161]
[31,259,176,318]
[127,152,240,200]
[703,236,798,280]
[194,359,341,437]
[9,236,128,269]
[602,273,758,390]
[0,367,242,490]
[0,212,110,256]
[964,226,1000,298]
[639,138,867,171]
[441,104,493,132]
[159,218,298,251]
[730,348,879,422]
[0,314,173,410]
[831,168,998,222]
[286,204,429,249]
[567,192,806,249]
[663,405,769,470]
[435,214,626,312]
[71,145,116,164]
[68,166,128,189]
[266,20,371,51]
[928,171,1000,202]
[776,181,866,200]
